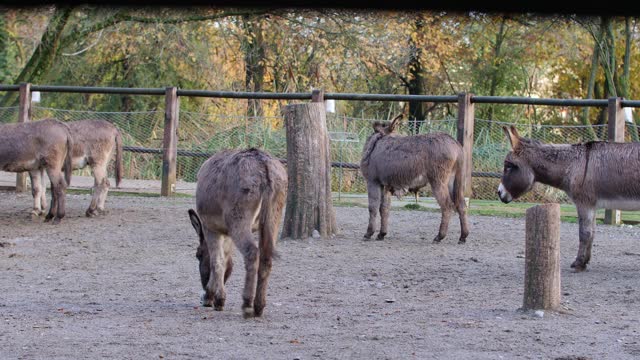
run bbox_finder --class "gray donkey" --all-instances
[360,114,469,243]
[28,119,123,217]
[498,125,640,272]
[0,118,73,224]
[188,148,287,318]
[68,119,123,217]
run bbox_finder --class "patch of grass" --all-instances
[403,203,425,211]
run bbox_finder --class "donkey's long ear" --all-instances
[502,126,521,150]
[387,113,404,133]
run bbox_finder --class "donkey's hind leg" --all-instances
[455,193,469,244]
[571,206,596,272]
[432,180,455,243]
[86,163,110,217]
[44,168,67,224]
[231,224,259,319]
[377,187,392,240]
[29,169,46,218]
[364,182,383,240]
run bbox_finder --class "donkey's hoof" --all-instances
[52,217,62,225]
[363,234,374,241]
[242,307,255,319]
[44,214,54,222]
[86,209,98,218]
[432,235,443,243]
[376,232,387,240]
[458,237,467,244]
[570,260,587,272]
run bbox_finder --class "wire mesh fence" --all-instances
[2,105,638,206]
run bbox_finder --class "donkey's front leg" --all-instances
[202,230,227,310]
[364,182,382,240]
[571,206,596,272]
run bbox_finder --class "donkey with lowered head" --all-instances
[0,118,73,224]
[498,125,640,272]
[188,148,287,318]
[360,114,469,243]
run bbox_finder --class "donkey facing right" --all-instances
[498,125,640,272]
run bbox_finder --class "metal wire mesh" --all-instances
[4,104,633,205]
[472,118,610,203]
[31,106,165,191]
[0,106,19,123]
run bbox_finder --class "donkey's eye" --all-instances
[505,162,516,170]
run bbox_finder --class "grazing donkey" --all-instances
[187,148,287,318]
[498,125,640,272]
[0,118,73,224]
[360,114,469,243]
[67,119,123,217]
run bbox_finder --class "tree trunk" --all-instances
[620,17,638,141]
[485,16,507,134]
[241,15,266,119]
[281,102,337,239]
[0,12,8,83]
[523,203,561,311]
[580,21,602,141]
[0,7,72,108]
[407,16,424,135]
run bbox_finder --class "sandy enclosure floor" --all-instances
[1,190,640,360]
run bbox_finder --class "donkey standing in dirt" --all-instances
[28,119,123,217]
[498,125,640,272]
[188,148,287,318]
[0,118,73,224]
[68,119,123,217]
[360,114,469,243]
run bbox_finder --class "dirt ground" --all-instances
[1,190,640,360]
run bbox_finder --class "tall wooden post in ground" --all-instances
[16,82,32,193]
[457,92,474,203]
[281,89,337,239]
[161,86,179,196]
[604,97,624,225]
[523,203,561,311]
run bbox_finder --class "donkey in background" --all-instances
[28,119,123,217]
[360,114,469,243]
[188,148,287,318]
[0,118,73,224]
[68,119,123,217]
[498,125,640,272]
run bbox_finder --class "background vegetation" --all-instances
[1,7,639,129]
[1,7,639,203]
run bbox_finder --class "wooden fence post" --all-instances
[523,203,561,311]
[16,82,31,193]
[161,86,179,196]
[457,92,474,203]
[281,89,337,239]
[604,97,624,225]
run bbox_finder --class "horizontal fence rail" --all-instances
[3,83,640,107]
[2,82,638,225]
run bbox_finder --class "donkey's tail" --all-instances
[452,151,465,212]
[64,130,73,186]
[258,158,278,262]
[114,129,123,188]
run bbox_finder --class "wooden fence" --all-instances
[2,82,640,225]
